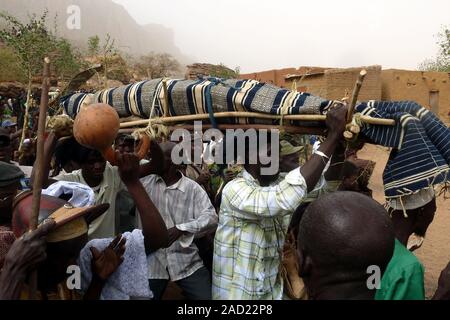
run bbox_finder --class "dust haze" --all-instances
[112,0,450,72]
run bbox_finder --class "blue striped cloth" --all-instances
[355,100,449,198]
[60,78,332,121]
[60,79,449,199]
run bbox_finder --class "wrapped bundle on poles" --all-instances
[61,76,449,201]
[61,77,394,132]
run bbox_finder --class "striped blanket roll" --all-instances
[355,100,449,199]
[60,78,449,200]
[61,78,332,122]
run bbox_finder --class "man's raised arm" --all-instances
[139,140,165,178]
[117,152,169,253]
[300,104,348,192]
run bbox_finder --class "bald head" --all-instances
[298,191,395,280]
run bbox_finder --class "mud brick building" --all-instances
[381,69,450,122]
[241,66,450,123]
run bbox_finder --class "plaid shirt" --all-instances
[140,173,218,281]
[212,168,325,300]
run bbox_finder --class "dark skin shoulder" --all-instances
[433,262,450,300]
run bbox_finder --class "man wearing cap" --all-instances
[1,119,17,131]
[279,140,304,173]
[0,128,13,164]
[1,119,21,152]
[1,152,169,300]
[0,162,25,268]
[0,128,32,182]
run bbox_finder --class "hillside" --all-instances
[0,0,193,65]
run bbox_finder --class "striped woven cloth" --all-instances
[61,78,332,122]
[354,100,449,198]
[60,78,449,199]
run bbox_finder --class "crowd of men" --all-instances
[0,103,449,300]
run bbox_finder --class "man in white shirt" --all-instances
[35,132,163,240]
[54,151,124,240]
[140,141,218,300]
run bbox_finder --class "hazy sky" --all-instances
[112,0,449,73]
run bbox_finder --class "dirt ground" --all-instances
[359,144,450,299]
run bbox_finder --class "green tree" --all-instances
[0,47,26,82]
[88,35,100,56]
[210,63,240,79]
[87,34,130,86]
[418,26,450,72]
[0,10,82,147]
[105,53,131,84]
[134,52,180,79]
[0,10,54,148]
[53,38,84,81]
[102,34,116,83]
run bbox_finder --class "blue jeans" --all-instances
[149,266,212,300]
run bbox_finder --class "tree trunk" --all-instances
[18,75,32,152]
[103,54,108,88]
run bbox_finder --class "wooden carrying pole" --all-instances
[28,57,51,299]
[119,124,326,136]
[119,111,395,129]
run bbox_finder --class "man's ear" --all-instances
[297,247,313,278]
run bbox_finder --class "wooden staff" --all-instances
[344,69,367,140]
[348,69,367,123]
[28,57,51,299]
[30,57,50,230]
